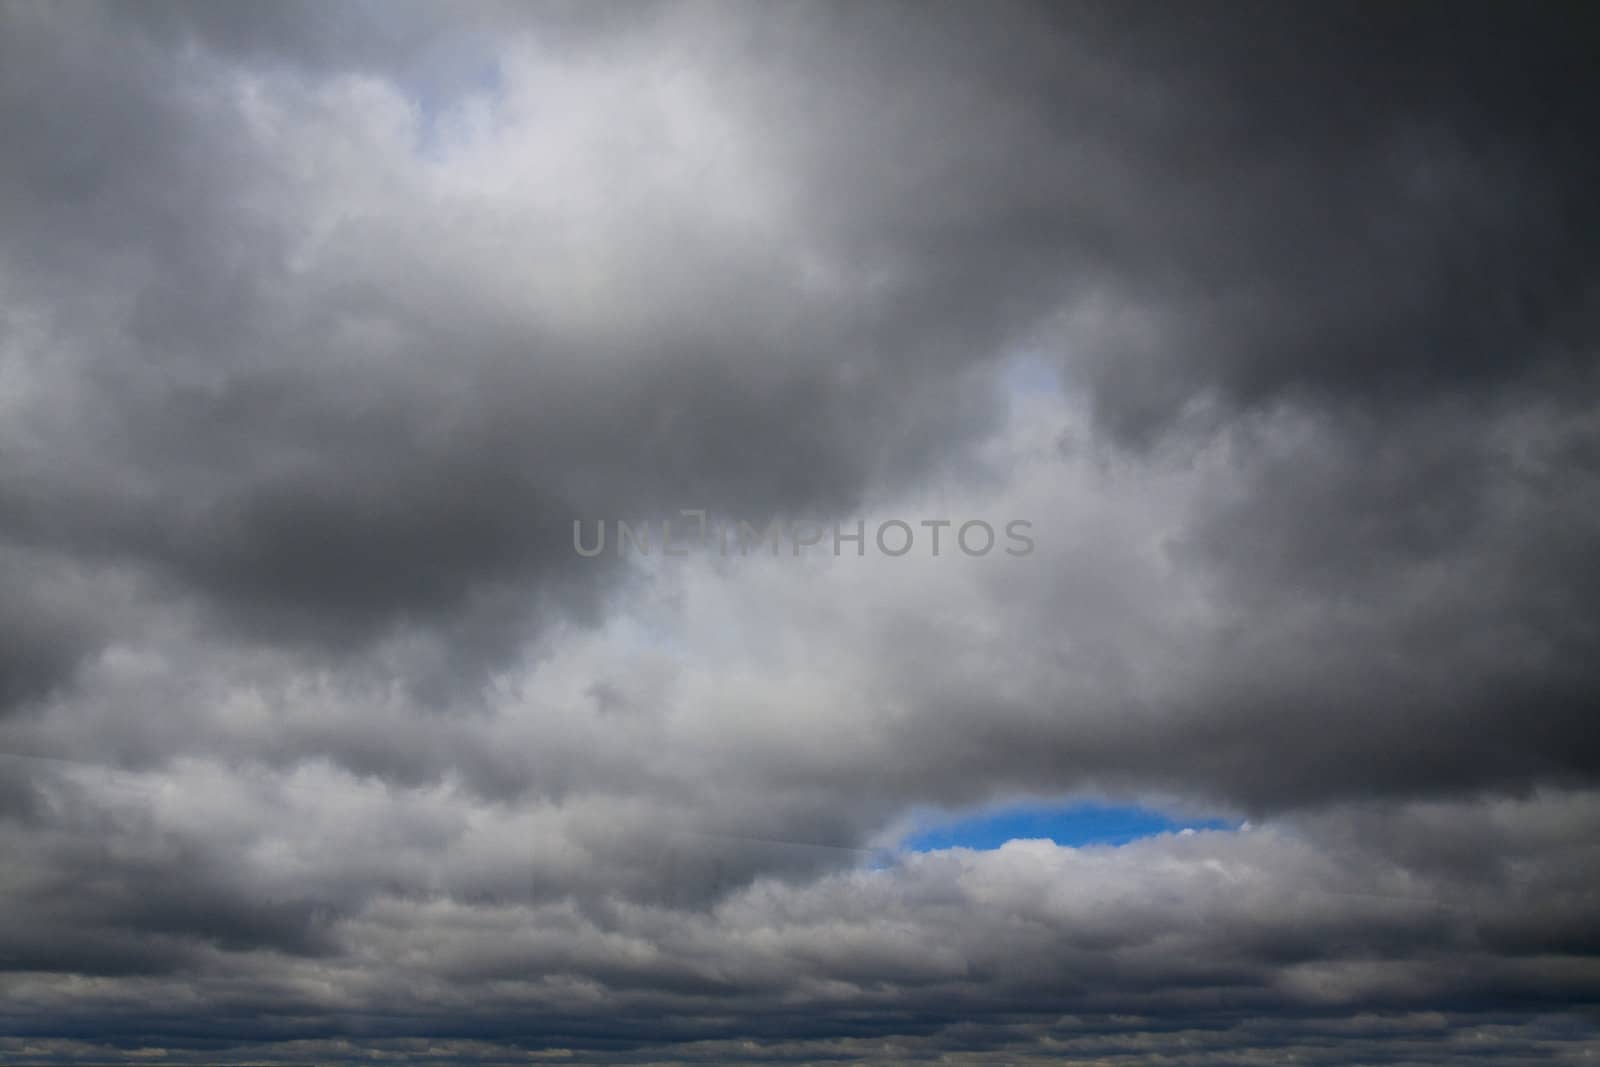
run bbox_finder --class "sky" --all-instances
[896,802,1235,852]
[1,1,1598,1063]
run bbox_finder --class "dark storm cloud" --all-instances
[1044,1,1600,441]
[2,0,1599,1062]
[676,2,1600,437]
[0,598,81,716]
[0,546,128,720]
[0,0,1017,698]
[4,0,1593,694]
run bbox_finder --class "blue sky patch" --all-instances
[899,802,1237,852]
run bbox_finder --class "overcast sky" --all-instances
[2,1,1599,1063]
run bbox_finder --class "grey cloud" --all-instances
[6,0,1590,697]
[2,1,1598,1061]
[1047,2,1600,442]
[0,0,1020,701]
[2,772,1597,1059]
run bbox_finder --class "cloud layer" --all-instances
[2,1,1598,1062]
